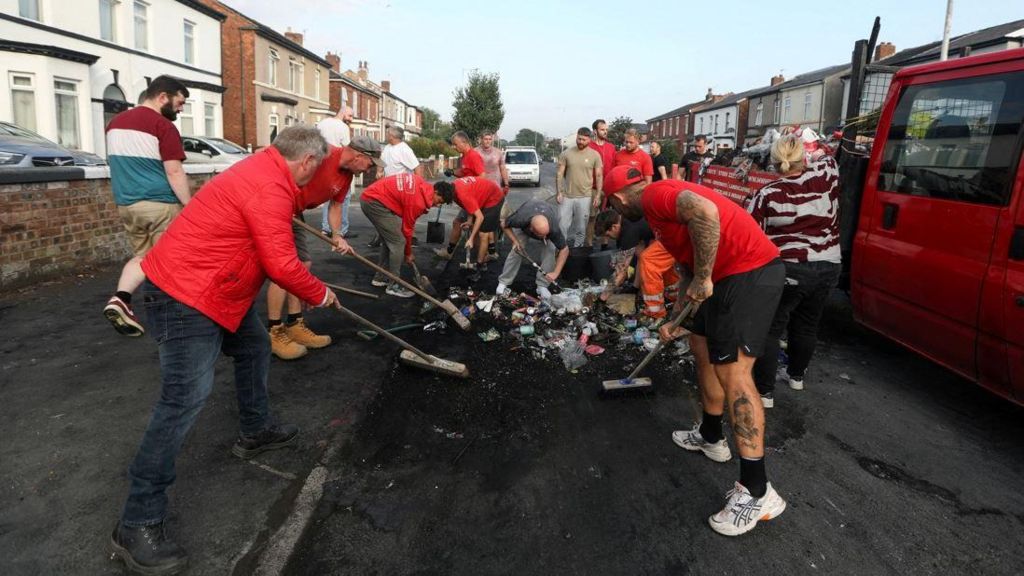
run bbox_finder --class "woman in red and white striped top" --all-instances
[747,135,842,407]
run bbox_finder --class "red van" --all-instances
[851,48,1024,404]
[689,48,1024,404]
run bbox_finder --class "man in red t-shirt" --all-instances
[433,177,505,268]
[361,174,453,297]
[266,137,382,359]
[613,129,654,185]
[586,119,617,243]
[437,131,487,260]
[604,165,786,538]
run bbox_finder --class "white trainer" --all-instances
[495,283,510,297]
[671,423,732,463]
[789,377,804,391]
[708,482,786,536]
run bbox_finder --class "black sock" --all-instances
[268,319,283,329]
[740,457,768,498]
[699,412,723,444]
[446,243,456,253]
[116,291,132,305]
[487,245,497,254]
[286,312,303,326]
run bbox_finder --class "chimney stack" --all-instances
[770,74,785,86]
[874,41,896,62]
[357,60,368,81]
[284,27,304,46]
[381,80,391,92]
[325,51,341,72]
[706,87,713,100]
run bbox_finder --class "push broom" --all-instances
[601,300,697,391]
[293,217,471,330]
[332,300,469,378]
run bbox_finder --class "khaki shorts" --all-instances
[118,201,182,256]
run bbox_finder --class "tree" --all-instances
[607,116,634,147]
[513,128,545,148]
[420,106,452,141]
[451,71,504,141]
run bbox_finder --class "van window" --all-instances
[506,151,537,165]
[878,71,1024,206]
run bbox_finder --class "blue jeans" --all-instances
[120,280,271,527]
[320,186,353,235]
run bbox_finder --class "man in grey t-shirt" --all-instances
[496,199,569,300]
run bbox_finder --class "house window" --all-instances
[314,68,321,100]
[714,114,719,133]
[725,112,730,131]
[268,48,279,86]
[179,101,194,136]
[54,80,80,149]
[102,83,128,128]
[773,99,781,124]
[804,91,813,120]
[133,1,148,51]
[288,59,303,94]
[754,102,763,125]
[353,91,358,115]
[99,0,118,42]
[783,97,791,123]
[19,0,39,20]
[183,20,196,65]
[268,113,279,142]
[699,117,704,133]
[10,74,36,131]
[204,103,215,136]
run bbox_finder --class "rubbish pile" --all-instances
[438,280,693,374]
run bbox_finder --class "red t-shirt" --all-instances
[614,148,654,178]
[361,173,436,256]
[589,140,616,193]
[641,180,779,282]
[454,176,504,214]
[456,148,485,177]
[299,146,355,209]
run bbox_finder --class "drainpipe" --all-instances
[940,0,954,61]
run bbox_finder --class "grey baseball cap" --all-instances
[349,135,384,167]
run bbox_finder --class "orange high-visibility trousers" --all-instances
[638,240,680,318]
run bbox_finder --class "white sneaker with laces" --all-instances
[495,283,509,297]
[708,482,786,536]
[385,283,415,298]
[671,423,732,463]
[371,275,388,288]
[789,377,804,391]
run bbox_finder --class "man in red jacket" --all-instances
[361,173,453,297]
[604,165,786,538]
[432,176,504,269]
[110,126,345,575]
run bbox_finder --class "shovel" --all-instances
[293,217,472,331]
[409,260,437,296]
[601,300,697,391]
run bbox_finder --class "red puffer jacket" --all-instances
[142,147,327,332]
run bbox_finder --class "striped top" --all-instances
[105,107,185,206]
[747,156,841,264]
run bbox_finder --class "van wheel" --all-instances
[533,179,540,187]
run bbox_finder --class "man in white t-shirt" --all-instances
[380,125,421,177]
[319,107,354,236]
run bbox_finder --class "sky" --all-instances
[227,0,1021,140]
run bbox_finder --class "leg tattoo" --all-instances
[731,395,761,451]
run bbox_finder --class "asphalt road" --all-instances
[281,164,1024,576]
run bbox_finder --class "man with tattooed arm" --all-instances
[604,165,786,536]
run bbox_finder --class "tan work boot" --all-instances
[270,324,307,360]
[285,318,332,349]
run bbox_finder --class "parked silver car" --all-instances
[0,121,105,167]
[183,136,250,164]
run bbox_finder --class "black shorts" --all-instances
[690,259,784,364]
[292,214,310,262]
[479,201,503,233]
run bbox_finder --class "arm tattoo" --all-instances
[731,394,761,451]
[676,191,720,281]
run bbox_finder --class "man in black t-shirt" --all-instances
[681,135,715,182]
[651,141,670,182]
[593,209,655,299]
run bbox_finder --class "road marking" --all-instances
[251,465,328,576]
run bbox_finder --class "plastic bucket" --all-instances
[589,249,616,282]
[560,246,592,283]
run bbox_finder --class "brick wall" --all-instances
[203,0,258,149]
[0,171,215,291]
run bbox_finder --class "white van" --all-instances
[504,146,541,187]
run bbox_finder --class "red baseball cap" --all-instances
[603,165,644,194]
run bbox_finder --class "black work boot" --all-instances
[231,423,299,459]
[110,522,188,575]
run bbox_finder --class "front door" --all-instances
[854,68,1024,384]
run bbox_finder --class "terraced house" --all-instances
[201,0,331,150]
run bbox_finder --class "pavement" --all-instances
[2,162,1023,576]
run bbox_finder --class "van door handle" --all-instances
[882,203,899,230]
